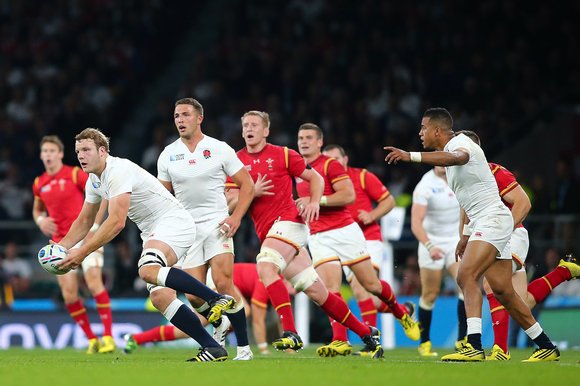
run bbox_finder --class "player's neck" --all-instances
[180,130,204,152]
[246,141,267,154]
[303,151,321,164]
[46,162,63,176]
[93,155,108,178]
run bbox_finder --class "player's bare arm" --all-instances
[221,167,255,238]
[83,199,109,243]
[225,186,239,214]
[455,207,470,261]
[411,203,444,260]
[502,185,531,228]
[359,194,395,225]
[296,168,323,223]
[59,193,129,270]
[384,146,469,166]
[57,200,101,250]
[32,197,57,237]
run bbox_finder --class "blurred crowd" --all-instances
[0,0,579,300]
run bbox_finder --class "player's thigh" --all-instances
[57,271,79,298]
[483,259,516,296]
[144,209,197,265]
[349,258,380,289]
[510,228,529,273]
[512,270,529,301]
[460,239,502,281]
[314,260,342,291]
[283,248,313,278]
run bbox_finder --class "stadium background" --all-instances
[0,0,578,350]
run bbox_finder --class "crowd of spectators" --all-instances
[0,0,579,298]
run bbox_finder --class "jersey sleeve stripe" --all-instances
[323,158,334,175]
[491,164,502,175]
[72,166,79,184]
[283,146,289,169]
[499,181,518,196]
[377,191,391,202]
[360,169,367,189]
[330,175,349,184]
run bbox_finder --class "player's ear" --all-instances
[264,126,270,138]
[198,114,204,124]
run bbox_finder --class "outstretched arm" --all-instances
[384,146,469,167]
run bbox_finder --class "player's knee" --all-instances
[257,261,281,282]
[149,288,172,310]
[256,247,287,272]
[138,248,168,283]
[289,266,319,292]
[419,296,435,310]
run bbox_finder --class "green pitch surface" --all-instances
[1,347,578,386]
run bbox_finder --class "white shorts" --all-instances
[74,240,104,271]
[467,206,513,259]
[510,227,529,273]
[309,223,370,268]
[179,217,234,269]
[418,237,459,270]
[143,208,196,261]
[265,220,309,250]
[343,239,383,281]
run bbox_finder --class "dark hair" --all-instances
[298,123,323,139]
[456,130,481,145]
[423,107,453,130]
[322,144,346,156]
[175,98,204,116]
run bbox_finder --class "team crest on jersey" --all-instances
[170,154,185,161]
[266,158,274,170]
[203,149,211,159]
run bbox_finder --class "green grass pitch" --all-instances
[1,346,578,386]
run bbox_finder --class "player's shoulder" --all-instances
[489,162,505,175]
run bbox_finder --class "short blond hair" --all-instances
[40,135,64,152]
[241,110,270,128]
[75,128,110,152]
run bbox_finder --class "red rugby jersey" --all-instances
[295,154,353,234]
[489,162,524,229]
[347,167,391,241]
[227,144,306,242]
[233,263,269,308]
[32,165,88,242]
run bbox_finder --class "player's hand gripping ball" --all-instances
[38,244,70,275]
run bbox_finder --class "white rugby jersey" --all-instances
[413,169,460,239]
[85,155,185,233]
[157,135,244,222]
[444,133,503,218]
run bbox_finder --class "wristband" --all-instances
[35,215,46,226]
[462,225,472,236]
[320,196,328,206]
[90,223,100,232]
[409,152,422,163]
[424,241,434,251]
